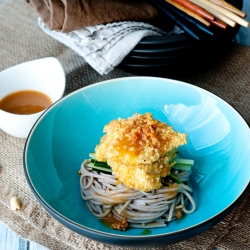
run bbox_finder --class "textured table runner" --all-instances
[1,0,250,249]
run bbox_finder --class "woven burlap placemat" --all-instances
[1,0,250,249]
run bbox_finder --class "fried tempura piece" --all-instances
[95,113,187,192]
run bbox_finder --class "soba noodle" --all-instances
[80,159,196,229]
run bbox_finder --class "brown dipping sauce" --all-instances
[100,213,129,231]
[0,90,52,115]
[100,213,121,227]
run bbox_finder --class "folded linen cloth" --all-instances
[26,0,160,33]
[38,18,175,75]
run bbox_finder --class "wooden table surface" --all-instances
[0,222,46,250]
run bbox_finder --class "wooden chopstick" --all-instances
[162,0,214,36]
[208,0,246,18]
[148,0,201,40]
[190,0,249,27]
[171,0,215,21]
[210,18,227,29]
[165,0,211,26]
[189,0,236,27]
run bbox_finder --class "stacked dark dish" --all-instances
[119,0,243,77]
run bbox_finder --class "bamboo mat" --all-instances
[1,0,250,249]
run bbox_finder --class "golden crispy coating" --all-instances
[95,113,187,192]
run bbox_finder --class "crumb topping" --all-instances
[111,218,129,231]
[95,113,187,191]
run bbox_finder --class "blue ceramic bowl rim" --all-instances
[23,76,250,246]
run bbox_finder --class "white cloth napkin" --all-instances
[38,18,175,75]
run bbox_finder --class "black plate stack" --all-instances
[119,0,243,77]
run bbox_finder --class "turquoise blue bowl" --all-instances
[23,77,250,247]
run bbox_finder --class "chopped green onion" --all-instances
[87,162,112,173]
[174,158,194,165]
[91,159,108,166]
[172,164,192,171]
[88,155,112,173]
[169,173,183,184]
